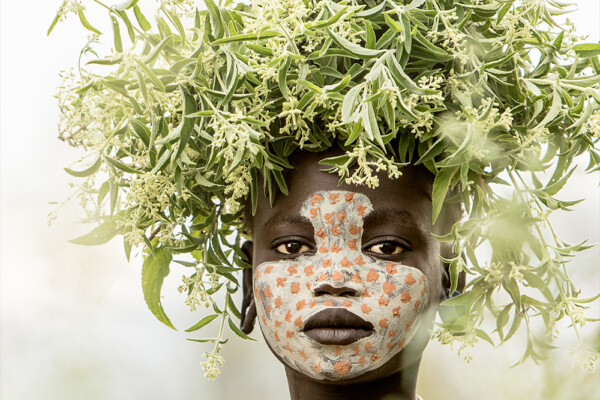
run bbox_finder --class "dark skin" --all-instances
[240,149,461,400]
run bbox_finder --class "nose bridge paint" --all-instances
[303,192,371,291]
[254,191,430,380]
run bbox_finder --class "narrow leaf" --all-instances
[69,219,119,245]
[133,4,151,31]
[185,314,219,332]
[64,153,102,177]
[77,8,102,35]
[431,167,456,223]
[142,248,176,330]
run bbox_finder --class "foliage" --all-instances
[50,0,600,378]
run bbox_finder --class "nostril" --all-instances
[313,284,358,297]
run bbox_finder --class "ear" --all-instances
[240,240,257,334]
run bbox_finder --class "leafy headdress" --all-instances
[50,0,600,378]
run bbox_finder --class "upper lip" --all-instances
[303,308,374,331]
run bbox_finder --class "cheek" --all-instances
[361,265,429,343]
[254,262,313,332]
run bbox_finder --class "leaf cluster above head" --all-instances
[51,0,600,377]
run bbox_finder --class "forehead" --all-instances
[253,151,434,232]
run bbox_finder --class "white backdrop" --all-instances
[1,1,599,399]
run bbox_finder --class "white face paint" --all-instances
[254,191,429,380]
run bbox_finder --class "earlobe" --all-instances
[240,241,257,334]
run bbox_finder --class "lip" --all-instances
[302,308,374,345]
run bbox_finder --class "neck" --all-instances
[284,361,420,400]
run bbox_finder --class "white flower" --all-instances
[201,351,225,380]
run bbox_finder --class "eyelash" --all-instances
[363,238,410,258]
[272,238,315,256]
[272,237,409,258]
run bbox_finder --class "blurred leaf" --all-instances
[111,16,123,53]
[432,167,456,223]
[142,247,176,330]
[69,218,119,245]
[573,43,600,58]
[64,153,102,177]
[133,5,151,31]
[77,8,101,35]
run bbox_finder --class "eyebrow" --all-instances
[262,211,313,231]
[363,208,420,230]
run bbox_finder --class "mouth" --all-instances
[302,308,374,345]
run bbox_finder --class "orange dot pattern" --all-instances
[253,190,429,381]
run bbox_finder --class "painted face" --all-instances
[253,190,429,380]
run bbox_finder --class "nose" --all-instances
[313,284,358,297]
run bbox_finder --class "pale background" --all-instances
[1,1,599,399]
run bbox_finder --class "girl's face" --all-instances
[253,190,430,380]
[249,152,447,383]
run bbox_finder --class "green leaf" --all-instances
[211,31,279,45]
[297,80,322,94]
[342,84,362,122]
[104,155,142,174]
[226,293,241,319]
[173,86,197,161]
[245,43,273,56]
[305,6,347,30]
[185,314,219,332]
[133,5,151,31]
[504,309,522,341]
[86,54,124,66]
[503,277,521,310]
[278,56,292,100]
[363,101,384,148]
[130,119,151,147]
[533,85,561,129]
[228,317,255,340]
[573,43,600,58]
[383,13,403,32]
[204,0,224,38]
[77,8,102,35]
[47,12,61,36]
[386,52,438,95]
[143,36,171,65]
[142,247,176,330]
[116,10,136,43]
[195,172,223,188]
[111,16,123,53]
[327,29,385,59]
[496,304,513,343]
[431,167,456,223]
[475,329,494,346]
[521,295,550,309]
[64,153,102,177]
[272,170,288,195]
[69,218,119,245]
[135,59,166,92]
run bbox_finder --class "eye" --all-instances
[275,241,312,255]
[366,241,405,255]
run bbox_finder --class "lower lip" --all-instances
[303,328,373,345]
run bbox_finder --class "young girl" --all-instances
[239,148,462,399]
[52,0,599,398]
